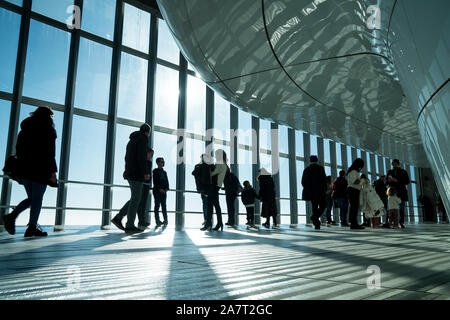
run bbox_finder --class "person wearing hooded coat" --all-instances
[258,168,278,229]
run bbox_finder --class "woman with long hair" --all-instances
[3,106,57,237]
[347,158,365,229]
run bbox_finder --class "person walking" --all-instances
[325,176,337,225]
[301,155,327,230]
[153,157,169,227]
[373,175,388,223]
[112,123,151,233]
[241,180,258,228]
[332,170,349,226]
[384,159,410,228]
[3,107,58,237]
[347,158,365,230]
[258,168,278,229]
[192,153,212,227]
[223,167,242,227]
[111,148,154,231]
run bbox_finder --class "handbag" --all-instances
[2,155,23,184]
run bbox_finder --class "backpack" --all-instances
[2,155,22,184]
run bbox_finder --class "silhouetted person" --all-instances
[223,167,242,227]
[258,168,278,229]
[241,180,258,228]
[192,153,212,226]
[112,148,154,231]
[3,107,58,237]
[301,155,327,230]
[347,158,365,230]
[385,187,401,229]
[384,159,410,228]
[418,195,434,222]
[111,123,151,233]
[373,175,388,223]
[153,157,169,227]
[332,170,349,226]
[325,175,336,225]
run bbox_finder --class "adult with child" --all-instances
[332,170,349,227]
[359,174,385,228]
[258,168,278,229]
[112,123,151,233]
[373,175,388,223]
[223,167,242,227]
[3,106,58,237]
[241,181,258,228]
[112,148,154,231]
[192,153,212,227]
[301,155,327,230]
[347,158,365,230]
[383,159,410,229]
[153,157,169,227]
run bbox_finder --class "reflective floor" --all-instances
[1,223,450,300]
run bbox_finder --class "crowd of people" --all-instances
[1,108,431,237]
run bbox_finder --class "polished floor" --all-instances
[1,223,450,300]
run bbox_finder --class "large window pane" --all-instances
[324,138,330,164]
[336,142,342,166]
[295,130,304,157]
[23,20,70,104]
[186,75,205,136]
[278,125,288,154]
[69,116,107,183]
[154,65,178,129]
[32,0,74,23]
[82,0,115,40]
[310,135,317,157]
[214,93,230,142]
[0,101,11,174]
[157,20,179,65]
[114,124,136,184]
[260,119,271,151]
[75,38,112,114]
[122,3,150,53]
[185,138,204,191]
[5,0,22,6]
[117,53,148,121]
[297,161,304,198]
[0,8,20,93]
[279,157,290,198]
[238,110,252,147]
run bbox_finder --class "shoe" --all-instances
[155,221,163,227]
[212,223,223,231]
[137,225,147,231]
[400,223,405,229]
[262,222,270,229]
[24,224,48,238]
[163,221,168,226]
[350,224,365,230]
[111,217,125,231]
[3,214,16,235]
[200,224,212,231]
[124,226,142,233]
[225,222,232,226]
[273,224,280,229]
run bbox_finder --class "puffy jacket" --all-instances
[241,187,258,205]
[123,131,149,182]
[16,117,57,184]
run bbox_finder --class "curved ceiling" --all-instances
[156,0,428,167]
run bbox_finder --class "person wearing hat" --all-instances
[301,155,327,230]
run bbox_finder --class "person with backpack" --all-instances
[332,170,349,226]
[192,153,212,227]
[3,107,58,237]
[241,181,258,228]
[223,167,243,227]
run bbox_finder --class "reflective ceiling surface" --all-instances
[157,0,428,167]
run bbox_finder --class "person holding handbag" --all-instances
[3,106,58,237]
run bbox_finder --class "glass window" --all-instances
[69,116,107,183]
[259,152,272,174]
[238,148,253,184]
[32,0,74,23]
[66,184,104,210]
[278,125,289,154]
[0,8,20,93]
[5,0,22,6]
[122,3,150,53]
[238,109,252,147]
[347,146,353,168]
[298,200,306,224]
[357,149,362,158]
[295,130,304,157]
[185,138,205,191]
[297,161,304,198]
[114,124,137,184]
[336,142,342,166]
[325,166,331,176]
[0,101,11,172]
[23,20,70,104]
[64,209,102,226]
[375,154,379,174]
[82,0,115,40]
[310,135,317,157]
[366,152,371,173]
[117,52,148,121]
[279,157,290,198]
[186,75,205,136]
[154,64,179,129]
[75,38,112,114]
[213,93,230,142]
[259,119,271,151]
[157,19,180,65]
[324,138,330,164]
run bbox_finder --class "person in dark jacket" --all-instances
[332,170,349,226]
[347,158,365,230]
[223,167,242,227]
[258,168,278,229]
[192,153,212,226]
[111,148,154,231]
[418,194,434,222]
[384,159,410,228]
[153,157,169,227]
[3,107,57,237]
[241,181,258,227]
[373,175,388,223]
[301,155,327,230]
[112,123,151,233]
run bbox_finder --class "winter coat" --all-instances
[359,179,385,218]
[386,168,410,201]
[373,178,387,202]
[258,174,276,202]
[223,171,242,195]
[192,162,211,193]
[332,176,348,199]
[153,168,169,191]
[16,117,57,185]
[241,187,258,206]
[123,131,149,182]
[301,163,326,201]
